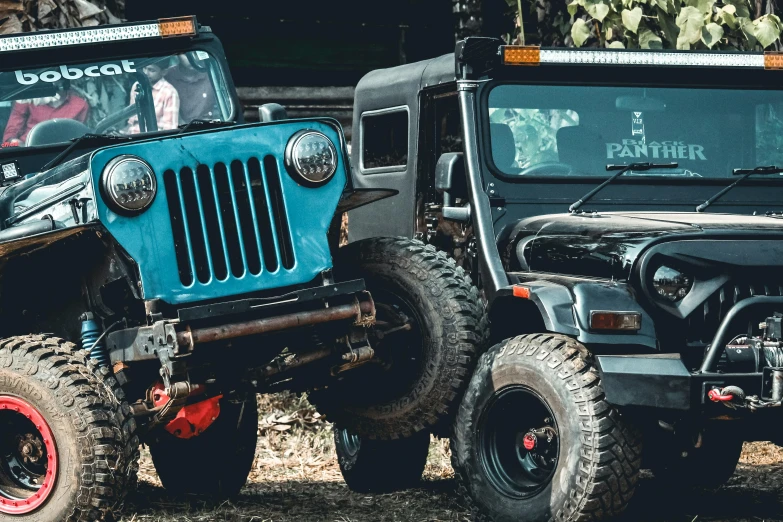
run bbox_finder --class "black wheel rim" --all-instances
[478,385,559,499]
[339,428,361,457]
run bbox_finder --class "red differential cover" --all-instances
[152,383,222,439]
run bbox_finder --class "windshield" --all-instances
[488,84,783,179]
[0,51,233,148]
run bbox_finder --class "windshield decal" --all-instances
[606,139,707,161]
[632,112,645,141]
[14,61,137,86]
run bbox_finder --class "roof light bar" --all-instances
[503,45,770,69]
[0,15,197,53]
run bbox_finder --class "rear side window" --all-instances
[361,108,409,171]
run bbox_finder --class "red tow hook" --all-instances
[708,388,734,402]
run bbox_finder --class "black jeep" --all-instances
[349,39,783,520]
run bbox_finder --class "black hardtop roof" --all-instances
[353,53,455,116]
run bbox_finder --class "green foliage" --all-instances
[513,0,782,50]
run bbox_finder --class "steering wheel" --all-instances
[94,104,138,135]
[517,162,574,177]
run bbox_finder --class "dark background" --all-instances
[126,0,513,135]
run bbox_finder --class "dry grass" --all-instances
[118,394,783,522]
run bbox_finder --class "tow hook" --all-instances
[708,387,736,402]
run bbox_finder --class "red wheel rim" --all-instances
[0,395,58,515]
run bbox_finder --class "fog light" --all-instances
[590,311,641,331]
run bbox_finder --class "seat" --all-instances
[490,123,518,172]
[26,119,90,147]
[556,125,606,175]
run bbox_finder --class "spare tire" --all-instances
[310,237,488,440]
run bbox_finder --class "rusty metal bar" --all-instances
[177,299,373,348]
[260,347,334,378]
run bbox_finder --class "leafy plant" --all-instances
[506,0,782,50]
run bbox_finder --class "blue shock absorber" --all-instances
[80,312,108,367]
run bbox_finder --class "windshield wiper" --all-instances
[569,162,679,213]
[178,119,235,134]
[696,165,783,212]
[41,134,131,173]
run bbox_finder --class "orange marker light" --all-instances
[159,16,197,38]
[503,46,540,66]
[590,311,641,331]
[513,285,531,299]
[766,52,783,70]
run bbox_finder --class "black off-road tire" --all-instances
[56,341,140,496]
[333,424,430,493]
[648,427,743,490]
[148,395,258,498]
[451,334,643,522]
[0,335,136,521]
[311,237,488,440]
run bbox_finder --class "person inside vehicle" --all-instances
[2,79,89,146]
[126,58,180,134]
[165,54,218,124]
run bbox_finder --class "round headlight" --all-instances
[101,156,157,214]
[652,266,693,302]
[284,130,338,186]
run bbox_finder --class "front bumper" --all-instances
[597,354,763,411]
[107,279,373,365]
[597,296,783,412]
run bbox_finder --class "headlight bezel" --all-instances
[284,130,338,187]
[651,264,693,303]
[100,155,157,215]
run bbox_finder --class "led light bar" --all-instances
[503,45,771,69]
[0,16,197,54]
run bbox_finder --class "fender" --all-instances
[502,273,658,350]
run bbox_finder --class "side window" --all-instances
[435,94,462,156]
[361,108,409,172]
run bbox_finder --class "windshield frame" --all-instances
[478,76,783,188]
[0,29,239,154]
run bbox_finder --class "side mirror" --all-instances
[435,153,471,223]
[258,103,288,122]
[435,153,464,207]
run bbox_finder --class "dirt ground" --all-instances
[118,394,783,522]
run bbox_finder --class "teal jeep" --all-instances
[0,18,486,521]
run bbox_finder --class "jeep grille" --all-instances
[687,281,783,343]
[163,156,295,286]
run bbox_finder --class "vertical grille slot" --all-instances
[248,157,278,272]
[263,155,295,270]
[180,167,211,284]
[164,169,193,286]
[231,160,262,276]
[214,162,245,278]
[165,155,299,286]
[688,279,783,343]
[196,164,229,282]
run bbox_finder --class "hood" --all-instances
[507,212,783,280]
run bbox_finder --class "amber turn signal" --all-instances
[503,46,541,66]
[159,16,197,38]
[590,311,641,331]
[512,285,531,299]
[765,52,783,70]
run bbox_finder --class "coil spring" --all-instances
[81,314,109,367]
